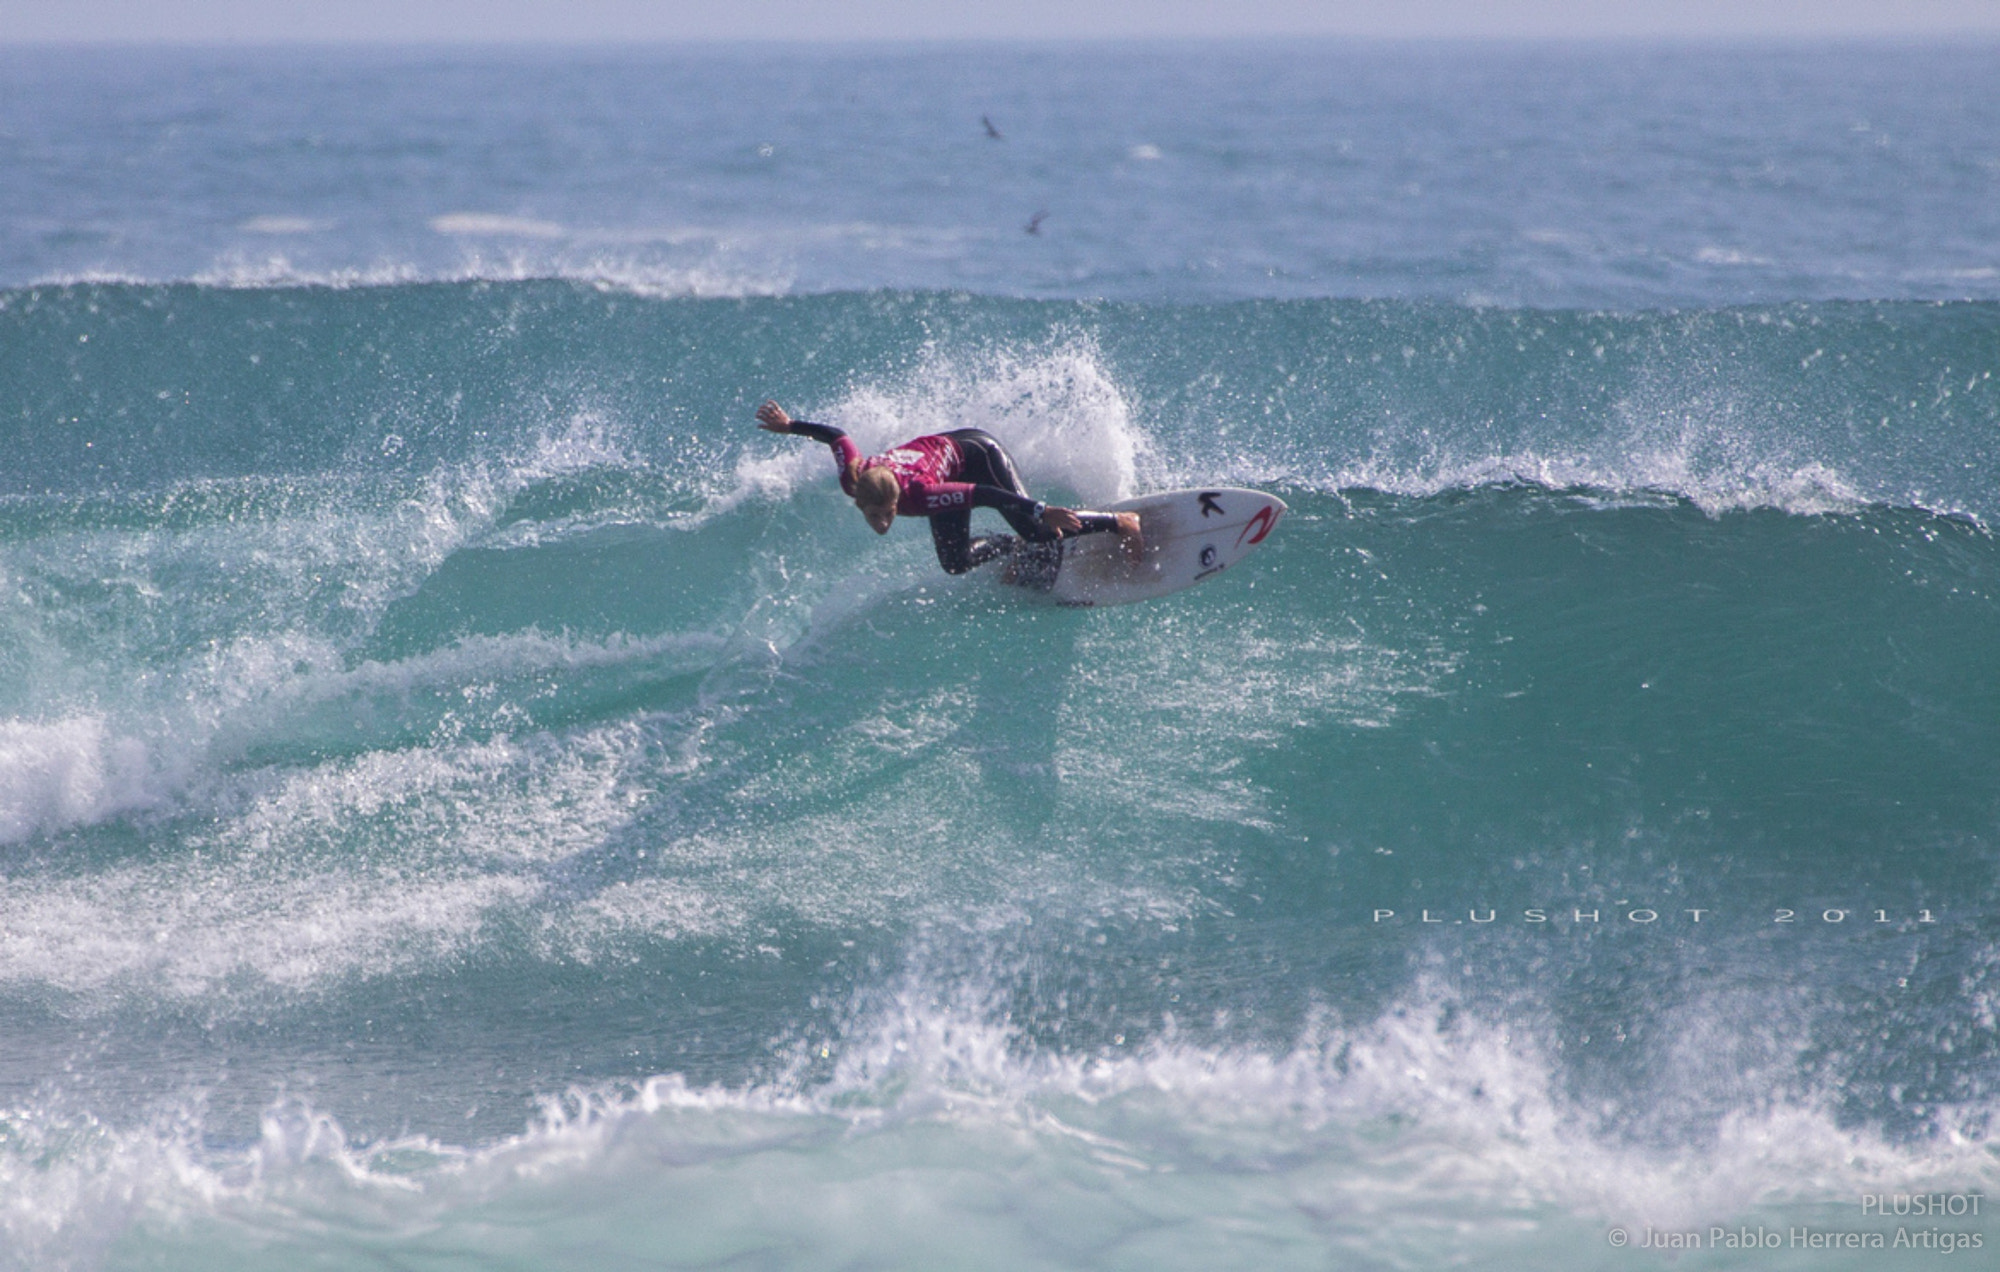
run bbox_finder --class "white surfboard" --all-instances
[1007,487,1287,606]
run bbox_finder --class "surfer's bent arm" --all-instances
[932,482,1109,540]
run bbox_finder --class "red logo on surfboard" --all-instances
[1235,505,1279,547]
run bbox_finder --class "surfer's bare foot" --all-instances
[1114,512,1144,565]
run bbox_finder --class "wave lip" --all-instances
[1331,452,1877,519]
[164,250,794,297]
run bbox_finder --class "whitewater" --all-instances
[2,40,1998,1270]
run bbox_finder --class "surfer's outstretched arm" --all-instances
[757,400,860,488]
[756,399,842,445]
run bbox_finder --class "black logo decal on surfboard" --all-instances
[1199,492,1224,517]
[1194,543,1224,579]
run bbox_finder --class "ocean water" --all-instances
[2,39,1998,1270]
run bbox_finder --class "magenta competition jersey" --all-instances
[832,433,983,517]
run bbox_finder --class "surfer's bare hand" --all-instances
[1114,511,1145,564]
[755,400,793,433]
[1041,506,1083,536]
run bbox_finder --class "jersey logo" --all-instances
[925,490,966,510]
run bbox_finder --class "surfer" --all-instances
[755,400,1141,582]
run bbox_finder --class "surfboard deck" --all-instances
[1004,487,1287,606]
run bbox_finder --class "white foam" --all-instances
[0,411,767,986]
[1694,246,1774,267]
[0,717,159,846]
[430,213,566,240]
[186,254,428,289]
[704,442,832,522]
[170,251,791,297]
[0,1097,469,1270]
[10,977,1992,1268]
[237,215,323,235]
[0,714,736,999]
[581,259,794,299]
[649,979,2000,1235]
[0,405,729,857]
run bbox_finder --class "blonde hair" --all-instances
[851,464,900,511]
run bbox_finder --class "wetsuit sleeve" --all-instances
[788,419,844,445]
[966,482,1058,541]
[965,484,1045,521]
[789,420,861,491]
[925,481,1119,541]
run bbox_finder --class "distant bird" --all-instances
[1024,210,1047,236]
[982,115,1004,140]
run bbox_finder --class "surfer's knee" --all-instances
[938,542,985,574]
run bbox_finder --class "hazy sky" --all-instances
[6,1,2000,43]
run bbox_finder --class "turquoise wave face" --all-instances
[6,285,1998,512]
[2,283,1998,1266]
